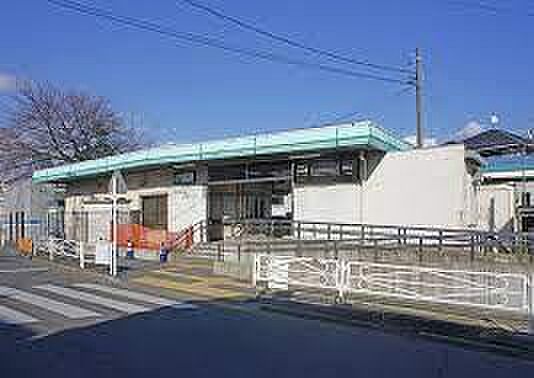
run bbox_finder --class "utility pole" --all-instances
[415,48,423,148]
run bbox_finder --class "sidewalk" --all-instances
[132,255,256,302]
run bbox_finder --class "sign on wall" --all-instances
[95,240,111,265]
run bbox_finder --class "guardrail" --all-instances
[254,254,534,329]
[223,218,534,255]
[45,238,109,269]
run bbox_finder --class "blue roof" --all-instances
[32,121,411,183]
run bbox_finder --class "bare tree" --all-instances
[0,81,144,183]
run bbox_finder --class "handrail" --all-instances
[221,218,533,255]
[171,220,207,251]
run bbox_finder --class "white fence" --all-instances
[254,254,534,318]
[45,238,111,269]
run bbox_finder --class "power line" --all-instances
[177,0,415,75]
[446,1,534,17]
[45,0,411,85]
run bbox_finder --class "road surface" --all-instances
[1,252,533,377]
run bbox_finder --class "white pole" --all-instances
[252,253,257,288]
[111,175,118,276]
[79,242,85,269]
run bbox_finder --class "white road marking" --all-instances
[74,283,198,309]
[0,304,39,325]
[0,286,101,319]
[0,268,48,274]
[36,285,149,314]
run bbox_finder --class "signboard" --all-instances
[108,170,128,195]
[95,241,111,266]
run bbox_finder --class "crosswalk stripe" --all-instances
[35,285,149,314]
[0,286,101,319]
[74,283,197,309]
[0,304,39,325]
[0,268,48,274]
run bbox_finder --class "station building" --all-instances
[31,121,483,242]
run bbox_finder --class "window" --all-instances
[295,157,357,184]
[142,195,168,230]
[295,162,309,177]
[248,162,290,178]
[310,160,339,177]
[208,164,246,182]
[272,195,285,205]
[340,159,354,176]
[174,171,196,185]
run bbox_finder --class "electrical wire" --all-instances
[446,0,534,17]
[45,0,412,85]
[177,0,415,75]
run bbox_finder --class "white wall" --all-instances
[363,145,476,228]
[294,183,360,224]
[478,184,515,232]
[169,186,207,231]
[65,167,207,235]
[294,145,480,229]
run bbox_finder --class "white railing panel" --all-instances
[254,254,530,314]
[345,261,529,313]
[256,255,340,292]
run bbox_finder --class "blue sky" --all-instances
[1,0,533,144]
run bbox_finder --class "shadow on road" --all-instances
[2,295,534,378]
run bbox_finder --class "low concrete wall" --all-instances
[211,240,534,275]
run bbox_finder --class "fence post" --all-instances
[337,257,345,302]
[470,235,475,261]
[418,237,423,253]
[252,253,257,288]
[529,272,534,335]
[79,242,85,269]
[49,241,54,261]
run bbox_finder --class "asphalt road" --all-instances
[1,252,533,377]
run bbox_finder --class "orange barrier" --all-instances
[17,238,33,256]
[113,224,193,251]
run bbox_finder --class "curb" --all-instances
[31,255,123,285]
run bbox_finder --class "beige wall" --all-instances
[65,167,207,236]
[294,145,481,229]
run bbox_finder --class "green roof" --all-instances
[482,160,534,174]
[32,121,411,183]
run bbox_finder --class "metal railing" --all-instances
[172,220,208,251]
[254,254,534,322]
[44,238,108,269]
[222,218,534,255]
